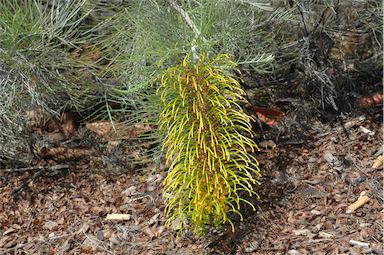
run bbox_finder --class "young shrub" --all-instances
[158,52,261,234]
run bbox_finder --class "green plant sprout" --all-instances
[158,52,261,234]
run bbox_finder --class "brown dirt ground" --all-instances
[0,112,383,255]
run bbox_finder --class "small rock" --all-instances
[324,152,341,167]
[97,231,104,241]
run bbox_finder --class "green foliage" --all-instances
[158,52,260,234]
[95,0,274,93]
[88,0,275,171]
[0,0,104,162]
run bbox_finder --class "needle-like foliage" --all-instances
[90,0,275,169]
[159,52,261,234]
[0,0,103,163]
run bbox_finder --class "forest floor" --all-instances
[0,103,383,254]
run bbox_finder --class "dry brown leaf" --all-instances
[356,92,383,108]
[259,140,277,149]
[142,226,155,239]
[318,231,334,238]
[3,228,15,235]
[61,112,78,137]
[292,229,316,238]
[254,106,285,127]
[154,226,165,238]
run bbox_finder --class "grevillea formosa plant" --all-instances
[158,52,261,234]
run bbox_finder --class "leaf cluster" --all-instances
[159,53,261,234]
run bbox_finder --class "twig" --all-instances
[294,1,329,38]
[167,0,203,39]
[312,7,329,34]
[349,239,370,247]
[4,166,46,172]
[167,0,207,63]
[295,1,309,37]
[105,213,132,221]
[346,193,370,214]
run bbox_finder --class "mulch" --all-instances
[0,113,382,255]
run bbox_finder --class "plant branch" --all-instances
[167,0,206,42]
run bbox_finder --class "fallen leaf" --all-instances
[356,92,383,108]
[148,213,161,226]
[71,43,102,63]
[359,126,375,135]
[61,112,78,137]
[142,226,155,239]
[288,249,303,255]
[259,140,277,149]
[254,106,285,127]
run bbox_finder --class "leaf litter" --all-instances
[0,111,382,254]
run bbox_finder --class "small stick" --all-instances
[4,166,46,172]
[105,214,131,221]
[167,0,204,40]
[346,194,370,214]
[349,239,370,247]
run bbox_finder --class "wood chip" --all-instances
[293,229,316,238]
[371,155,383,169]
[318,231,333,238]
[359,126,375,135]
[105,214,131,221]
[310,210,322,215]
[346,195,370,214]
